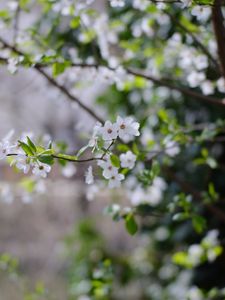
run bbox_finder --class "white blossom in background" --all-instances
[191,6,211,22]
[187,71,205,88]
[109,0,125,7]
[0,184,14,204]
[85,166,94,184]
[0,140,12,160]
[32,162,51,178]
[130,177,167,206]
[165,141,180,157]
[187,286,203,300]
[217,77,225,93]
[120,151,136,169]
[200,80,214,95]
[180,0,192,8]
[62,163,77,178]
[188,245,204,266]
[194,55,208,71]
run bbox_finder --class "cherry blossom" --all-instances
[100,120,118,141]
[32,162,51,178]
[116,116,140,142]
[13,154,31,174]
[108,173,124,188]
[120,151,137,169]
[85,166,94,184]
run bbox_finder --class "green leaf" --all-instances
[52,61,70,77]
[26,136,36,153]
[70,16,80,29]
[192,215,206,234]
[117,144,130,152]
[18,141,34,156]
[38,155,54,165]
[110,154,120,168]
[125,214,138,235]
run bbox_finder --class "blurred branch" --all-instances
[0,37,104,123]
[126,67,225,108]
[166,11,220,71]
[212,0,225,78]
[1,39,225,109]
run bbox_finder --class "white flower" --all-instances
[62,163,77,178]
[120,151,136,169]
[108,173,124,188]
[0,140,11,160]
[188,244,204,265]
[14,154,31,174]
[200,80,214,95]
[187,71,205,88]
[191,6,211,22]
[85,166,94,184]
[194,55,208,70]
[116,116,140,142]
[109,0,125,7]
[100,120,118,141]
[99,158,119,179]
[32,162,51,178]
[180,0,191,8]
[217,77,225,93]
[165,141,180,157]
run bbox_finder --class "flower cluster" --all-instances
[85,116,140,188]
[99,116,140,142]
[0,133,52,178]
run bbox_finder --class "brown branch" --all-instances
[127,67,225,107]
[212,0,225,78]
[1,39,225,108]
[0,37,104,123]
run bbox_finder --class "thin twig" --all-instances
[0,37,104,123]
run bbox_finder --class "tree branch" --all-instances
[212,0,225,78]
[0,37,104,123]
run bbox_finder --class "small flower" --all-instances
[100,120,118,141]
[200,80,214,95]
[217,77,225,93]
[0,141,11,160]
[32,162,51,178]
[99,158,119,179]
[187,71,205,88]
[85,166,94,184]
[14,154,31,174]
[108,173,124,188]
[120,151,136,169]
[116,116,140,142]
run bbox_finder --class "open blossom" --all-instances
[100,120,118,141]
[14,154,31,174]
[120,151,136,169]
[108,173,124,188]
[116,116,140,142]
[99,158,119,179]
[85,166,94,184]
[32,162,51,178]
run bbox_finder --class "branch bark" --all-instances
[212,0,225,78]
